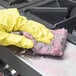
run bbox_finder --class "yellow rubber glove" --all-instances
[0,8,33,49]
[0,31,34,48]
[0,8,54,49]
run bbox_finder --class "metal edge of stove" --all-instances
[0,46,43,76]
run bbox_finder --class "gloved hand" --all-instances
[0,8,54,49]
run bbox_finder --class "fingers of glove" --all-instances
[0,31,34,49]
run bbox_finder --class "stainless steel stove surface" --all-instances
[17,42,76,76]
